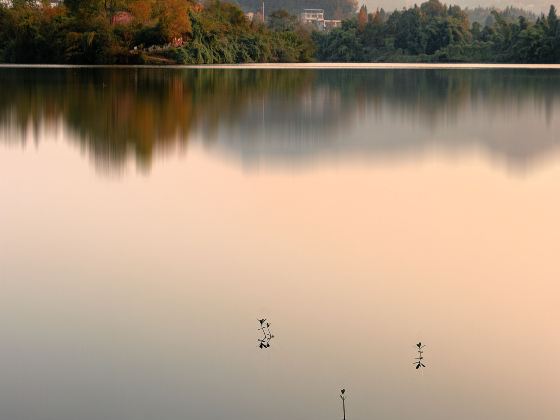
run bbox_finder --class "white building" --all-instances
[1,0,64,6]
[301,9,325,25]
[300,9,341,31]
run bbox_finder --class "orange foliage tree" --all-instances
[129,0,154,24]
[127,0,192,41]
[154,0,192,41]
[357,4,367,31]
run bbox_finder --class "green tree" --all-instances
[268,9,297,32]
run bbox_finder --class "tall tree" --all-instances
[357,4,367,31]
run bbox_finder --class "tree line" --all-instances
[314,0,560,62]
[1,0,560,64]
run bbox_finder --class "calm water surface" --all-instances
[0,68,559,420]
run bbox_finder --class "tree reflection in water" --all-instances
[1,67,560,173]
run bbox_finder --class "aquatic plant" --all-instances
[414,342,426,370]
[340,388,346,420]
[257,318,274,349]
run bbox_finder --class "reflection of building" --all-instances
[300,9,341,30]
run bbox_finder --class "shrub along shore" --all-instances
[1,0,559,64]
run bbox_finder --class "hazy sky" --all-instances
[363,0,560,13]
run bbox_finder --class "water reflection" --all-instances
[1,67,560,173]
[1,67,560,420]
[0,68,310,169]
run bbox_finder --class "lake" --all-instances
[0,66,559,420]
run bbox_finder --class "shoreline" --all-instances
[2,63,560,70]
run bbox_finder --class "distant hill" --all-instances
[363,0,558,15]
[466,6,538,26]
[234,0,358,19]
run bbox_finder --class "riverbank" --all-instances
[3,1,560,66]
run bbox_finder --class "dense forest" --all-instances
[0,0,315,63]
[315,1,560,62]
[1,0,560,63]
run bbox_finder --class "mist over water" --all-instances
[0,67,559,420]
